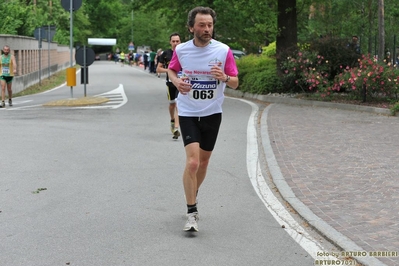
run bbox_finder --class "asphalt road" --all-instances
[1,61,318,266]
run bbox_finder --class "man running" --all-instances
[156,33,182,139]
[168,7,239,232]
[0,45,17,108]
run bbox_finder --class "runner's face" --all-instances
[170,36,181,50]
[190,13,213,46]
[3,47,10,55]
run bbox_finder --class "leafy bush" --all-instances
[309,37,361,78]
[227,42,244,51]
[236,39,399,108]
[279,50,332,93]
[241,68,283,94]
[263,42,276,57]
[278,37,361,93]
[334,54,399,99]
[236,54,282,94]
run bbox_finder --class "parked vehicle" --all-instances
[231,49,246,59]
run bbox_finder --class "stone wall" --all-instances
[0,34,75,94]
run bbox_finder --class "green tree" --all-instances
[0,1,30,35]
[85,0,125,40]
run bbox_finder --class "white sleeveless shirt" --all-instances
[169,39,238,117]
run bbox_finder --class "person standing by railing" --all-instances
[0,45,17,108]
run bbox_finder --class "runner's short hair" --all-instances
[187,7,216,30]
[169,32,181,40]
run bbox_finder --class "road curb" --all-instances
[225,89,394,116]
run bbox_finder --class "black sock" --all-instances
[187,204,197,214]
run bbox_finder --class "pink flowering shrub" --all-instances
[281,50,399,101]
[280,50,332,93]
[333,54,399,99]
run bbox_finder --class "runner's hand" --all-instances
[210,65,226,81]
[177,77,191,95]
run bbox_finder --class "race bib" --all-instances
[189,76,218,100]
[2,67,9,75]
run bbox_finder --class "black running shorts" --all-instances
[0,76,13,84]
[179,113,222,151]
[166,81,178,103]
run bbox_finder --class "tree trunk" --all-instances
[276,0,297,73]
[367,0,373,55]
[378,0,385,62]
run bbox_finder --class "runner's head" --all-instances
[187,7,216,46]
[2,45,10,56]
[169,32,181,50]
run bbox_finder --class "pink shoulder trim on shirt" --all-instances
[168,52,181,72]
[225,49,239,76]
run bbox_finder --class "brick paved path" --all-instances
[266,104,399,266]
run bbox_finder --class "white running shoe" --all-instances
[183,212,199,232]
[173,128,180,139]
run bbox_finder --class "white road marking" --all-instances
[9,84,127,110]
[13,100,33,104]
[238,98,336,261]
[39,82,67,94]
[72,84,127,109]
[0,100,34,110]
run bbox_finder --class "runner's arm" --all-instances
[156,61,167,74]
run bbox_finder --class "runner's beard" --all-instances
[195,33,212,45]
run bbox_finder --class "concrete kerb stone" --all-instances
[42,97,109,107]
[225,89,393,116]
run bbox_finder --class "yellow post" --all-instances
[66,67,76,87]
